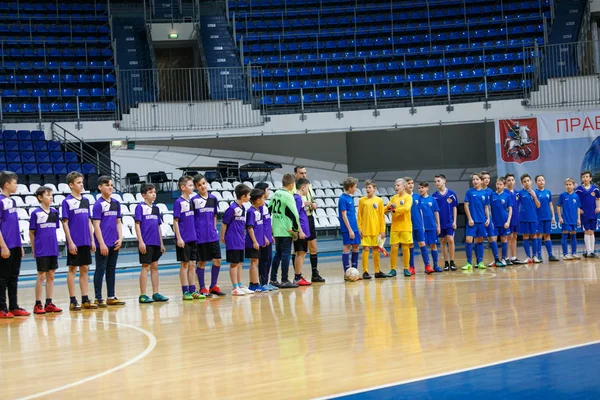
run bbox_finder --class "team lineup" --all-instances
[0,167,598,317]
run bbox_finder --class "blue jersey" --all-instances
[558,192,581,225]
[410,193,424,230]
[420,195,439,231]
[464,188,487,223]
[338,193,358,233]
[575,185,600,220]
[505,189,520,226]
[491,191,513,228]
[535,189,553,221]
[432,189,458,229]
[518,189,538,222]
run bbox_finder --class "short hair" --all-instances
[365,179,377,188]
[67,171,84,185]
[496,177,506,184]
[140,183,156,195]
[520,173,531,182]
[296,178,310,190]
[343,177,359,191]
[192,174,206,185]
[294,166,306,173]
[0,171,18,189]
[250,188,265,203]
[254,182,269,191]
[395,178,407,186]
[234,183,251,199]
[480,170,490,177]
[35,186,52,199]
[566,177,576,185]
[178,175,192,190]
[403,176,413,183]
[535,174,544,182]
[581,170,592,178]
[97,175,112,186]
[471,173,482,180]
[505,173,515,180]
[418,181,429,188]
[434,174,446,181]
[282,173,295,187]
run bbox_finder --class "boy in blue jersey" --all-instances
[558,178,582,259]
[576,171,600,258]
[518,174,541,263]
[433,174,458,271]
[481,171,500,267]
[417,182,442,272]
[462,173,490,270]
[491,178,513,266]
[535,175,559,262]
[405,178,432,275]
[339,177,361,277]
[504,173,524,265]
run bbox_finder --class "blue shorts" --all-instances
[486,221,496,237]
[342,230,361,246]
[582,219,597,231]
[424,230,438,246]
[519,221,538,235]
[561,224,577,232]
[537,220,552,235]
[438,227,455,238]
[466,222,486,238]
[413,229,425,243]
[494,226,511,237]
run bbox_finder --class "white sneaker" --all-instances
[533,256,541,263]
[232,288,245,296]
[572,253,581,259]
[524,257,533,264]
[563,254,573,260]
[487,260,496,267]
[240,286,255,294]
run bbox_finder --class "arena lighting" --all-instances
[168,33,179,39]
[111,140,123,147]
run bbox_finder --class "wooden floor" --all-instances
[3,253,600,399]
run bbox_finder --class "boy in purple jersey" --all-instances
[174,176,203,300]
[433,174,458,271]
[534,175,559,262]
[221,184,251,296]
[558,178,582,259]
[30,187,62,314]
[193,174,225,297]
[93,176,125,307]
[480,171,500,267]
[246,188,267,293]
[135,183,168,304]
[504,173,524,265]
[255,182,277,291]
[62,172,97,311]
[293,178,312,286]
[0,171,30,318]
[576,171,600,258]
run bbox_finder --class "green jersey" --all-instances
[269,188,300,237]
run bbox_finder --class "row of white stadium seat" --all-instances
[313,187,396,198]
[16,183,84,196]
[204,179,342,191]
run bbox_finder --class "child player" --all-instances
[433,174,458,271]
[481,171,501,267]
[246,188,267,292]
[518,174,541,263]
[61,171,97,311]
[135,183,168,303]
[221,184,252,295]
[385,178,413,277]
[357,179,387,279]
[575,171,600,257]
[293,179,312,286]
[535,175,559,262]
[174,176,203,300]
[93,176,125,307]
[192,174,225,297]
[339,177,360,277]
[491,178,512,267]
[30,186,62,314]
[405,178,431,275]
[504,173,523,265]
[255,182,277,291]
[462,173,489,270]
[418,182,442,272]
[558,178,582,260]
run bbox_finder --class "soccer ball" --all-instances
[345,267,360,282]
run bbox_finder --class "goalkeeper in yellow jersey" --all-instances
[385,179,413,277]
[357,180,387,279]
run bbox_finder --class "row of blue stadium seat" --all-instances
[0,14,108,23]
[0,73,116,83]
[0,88,117,97]
[0,3,106,12]
[0,36,111,44]
[0,142,59,152]
[0,61,113,72]
[0,130,46,142]
[1,151,79,163]
[1,102,117,113]
[0,163,96,175]
[0,48,113,58]
[0,24,110,34]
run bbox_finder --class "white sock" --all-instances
[590,234,596,254]
[584,235,589,253]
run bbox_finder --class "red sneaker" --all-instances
[200,288,212,297]
[424,265,434,274]
[44,303,63,313]
[10,308,31,317]
[0,310,14,319]
[209,286,226,296]
[33,304,46,314]
[409,267,416,275]
[295,277,312,286]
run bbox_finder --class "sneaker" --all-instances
[268,281,281,288]
[182,291,194,300]
[495,260,507,267]
[94,299,107,308]
[232,288,245,296]
[424,265,434,274]
[433,266,444,273]
[387,269,397,277]
[505,258,513,265]
[209,286,226,296]
[524,257,533,264]
[199,288,212,298]
[240,286,255,294]
[461,263,473,270]
[533,256,542,263]
[409,267,416,275]
[572,253,581,259]
[251,284,264,293]
[583,252,588,258]
[549,255,559,262]
[311,274,326,283]
[107,298,126,306]
[10,308,31,317]
[267,283,279,291]
[362,272,372,280]
[488,260,496,267]
[33,304,46,314]
[374,271,388,279]
[191,292,206,300]
[69,302,82,311]
[261,284,271,292]
[82,301,99,309]
[443,264,450,271]
[403,269,412,277]
[450,263,457,271]
[152,293,169,302]
[563,254,573,260]
[44,303,62,313]
[0,310,14,318]
[279,280,299,289]
[294,277,312,286]
[477,262,486,269]
[139,294,154,304]
[513,258,526,264]
[589,253,597,258]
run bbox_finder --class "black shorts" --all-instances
[139,245,162,265]
[197,241,222,262]
[67,245,92,267]
[36,256,58,272]
[176,241,198,262]
[307,215,317,241]
[226,249,244,264]
[294,238,308,253]
[245,247,260,260]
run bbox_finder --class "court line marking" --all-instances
[312,339,600,400]
[16,318,157,400]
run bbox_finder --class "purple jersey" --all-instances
[29,207,60,257]
[261,204,273,240]
[192,193,218,244]
[294,194,310,238]
[222,202,246,250]
[432,189,458,229]
[245,205,265,249]
[0,194,21,249]
[575,184,600,220]
[173,196,196,243]
[135,202,162,247]
[61,195,91,247]
[92,197,122,247]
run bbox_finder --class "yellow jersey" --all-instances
[387,193,413,232]
[357,196,385,236]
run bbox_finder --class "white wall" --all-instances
[149,22,197,42]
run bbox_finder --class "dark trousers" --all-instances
[259,243,273,286]
[94,246,119,300]
[0,247,22,311]
[270,237,292,283]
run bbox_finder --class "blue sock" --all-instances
[420,246,430,266]
[490,241,499,260]
[501,242,508,260]
[189,284,196,293]
[431,250,438,268]
[571,234,577,255]
[342,252,350,272]
[536,238,542,258]
[476,242,483,263]
[233,283,239,289]
[523,239,531,257]
[409,247,415,267]
[351,252,359,269]
[182,285,189,294]
[466,243,473,265]
[545,240,553,257]
[561,234,569,255]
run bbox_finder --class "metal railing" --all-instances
[144,0,201,24]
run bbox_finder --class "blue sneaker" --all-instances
[433,266,443,273]
[253,285,264,293]
[261,284,270,292]
[248,283,259,292]
[267,283,279,291]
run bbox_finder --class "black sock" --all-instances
[295,274,302,281]
[82,295,89,303]
[444,261,449,267]
[310,254,318,272]
[45,298,52,305]
[450,260,455,266]
[70,296,77,304]
[35,300,42,306]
